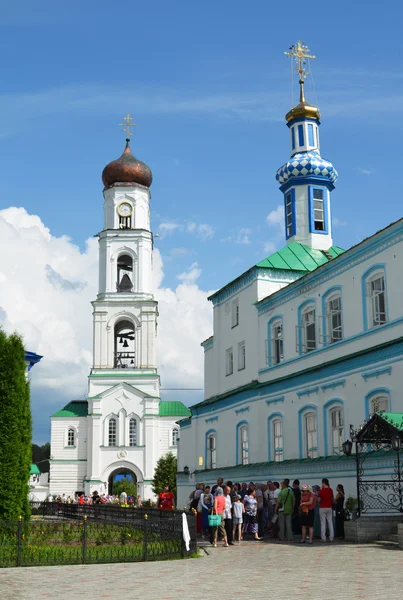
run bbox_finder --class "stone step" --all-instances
[373,539,399,548]
[379,534,398,543]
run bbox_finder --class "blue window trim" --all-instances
[298,124,304,146]
[291,126,295,150]
[284,188,296,239]
[236,420,249,466]
[365,388,391,419]
[308,185,329,235]
[298,404,319,459]
[267,412,284,462]
[280,177,335,194]
[321,286,343,347]
[297,299,317,356]
[205,428,217,469]
[322,399,345,457]
[308,123,314,146]
[267,314,284,367]
[361,264,388,332]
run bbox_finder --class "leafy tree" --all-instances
[112,478,137,498]
[152,452,177,498]
[0,330,32,520]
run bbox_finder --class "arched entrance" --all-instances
[108,466,137,496]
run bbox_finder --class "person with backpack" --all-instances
[275,480,295,541]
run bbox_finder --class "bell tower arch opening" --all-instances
[117,254,133,292]
[114,319,135,368]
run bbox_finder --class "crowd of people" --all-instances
[188,477,345,547]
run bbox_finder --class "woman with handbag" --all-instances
[298,483,316,544]
[210,486,228,547]
[200,485,213,538]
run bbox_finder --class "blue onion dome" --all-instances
[276,151,338,186]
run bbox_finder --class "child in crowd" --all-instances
[232,494,245,542]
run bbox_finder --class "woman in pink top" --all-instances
[212,487,228,547]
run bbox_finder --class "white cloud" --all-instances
[157,219,214,240]
[0,208,213,442]
[236,228,251,245]
[266,205,284,228]
[158,222,180,236]
[263,241,277,254]
[170,247,189,256]
[355,167,372,176]
[197,224,214,240]
[333,217,348,227]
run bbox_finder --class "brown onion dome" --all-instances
[102,139,153,189]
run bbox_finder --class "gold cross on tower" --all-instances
[119,113,136,137]
[285,41,316,82]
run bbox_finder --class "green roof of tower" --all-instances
[51,401,89,418]
[256,241,345,272]
[158,401,191,417]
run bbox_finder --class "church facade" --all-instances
[49,132,190,500]
[177,43,403,507]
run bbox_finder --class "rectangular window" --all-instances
[226,348,234,375]
[298,124,304,146]
[308,123,314,146]
[291,127,295,150]
[271,322,284,365]
[303,308,316,352]
[313,188,325,231]
[331,409,343,455]
[285,191,294,238]
[305,414,318,458]
[239,426,249,465]
[231,299,239,328]
[327,296,342,343]
[207,435,216,469]
[172,428,179,447]
[108,419,117,447]
[238,341,246,371]
[273,420,283,462]
[368,276,387,327]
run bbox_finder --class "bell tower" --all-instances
[89,114,159,397]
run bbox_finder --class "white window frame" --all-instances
[305,412,318,458]
[366,273,387,328]
[285,192,293,238]
[108,418,117,447]
[324,293,343,343]
[231,299,239,328]
[171,428,179,447]
[207,433,216,469]
[313,188,325,231]
[67,428,75,447]
[273,419,284,462]
[238,425,249,465]
[129,418,137,447]
[371,395,389,414]
[297,306,317,353]
[270,320,284,365]
[330,408,344,455]
[226,347,234,376]
[238,341,246,371]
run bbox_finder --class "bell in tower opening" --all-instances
[114,320,135,368]
[117,254,133,292]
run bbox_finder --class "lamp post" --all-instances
[342,439,353,457]
[183,466,190,476]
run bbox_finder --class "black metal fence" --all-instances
[0,513,197,568]
[29,502,187,523]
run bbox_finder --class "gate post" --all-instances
[143,514,148,562]
[82,515,87,564]
[16,516,22,567]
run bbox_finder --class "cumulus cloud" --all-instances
[266,204,284,228]
[157,219,214,240]
[220,227,252,245]
[0,207,213,442]
[355,167,372,176]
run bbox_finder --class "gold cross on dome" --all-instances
[119,113,136,137]
[285,41,316,81]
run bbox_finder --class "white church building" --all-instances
[176,43,403,507]
[49,132,190,500]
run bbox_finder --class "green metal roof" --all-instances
[158,401,191,417]
[51,401,88,418]
[30,464,40,475]
[256,241,345,272]
[378,412,403,432]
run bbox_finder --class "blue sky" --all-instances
[1,0,403,442]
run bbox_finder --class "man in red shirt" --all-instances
[318,478,334,542]
[158,485,175,510]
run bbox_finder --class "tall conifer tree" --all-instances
[152,452,177,498]
[0,330,32,520]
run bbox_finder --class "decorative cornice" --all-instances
[362,366,392,382]
[209,268,257,306]
[320,379,346,392]
[235,406,250,415]
[205,416,218,424]
[265,396,285,406]
[297,386,319,398]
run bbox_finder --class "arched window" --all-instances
[305,412,318,458]
[297,303,316,353]
[206,432,216,469]
[371,395,389,414]
[117,254,133,293]
[273,419,283,462]
[129,418,137,447]
[171,428,179,447]
[114,320,135,369]
[325,292,342,343]
[109,418,117,447]
[363,266,387,329]
[67,428,75,447]
[268,317,284,366]
[330,407,344,455]
[237,423,249,465]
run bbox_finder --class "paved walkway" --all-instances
[0,540,402,599]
